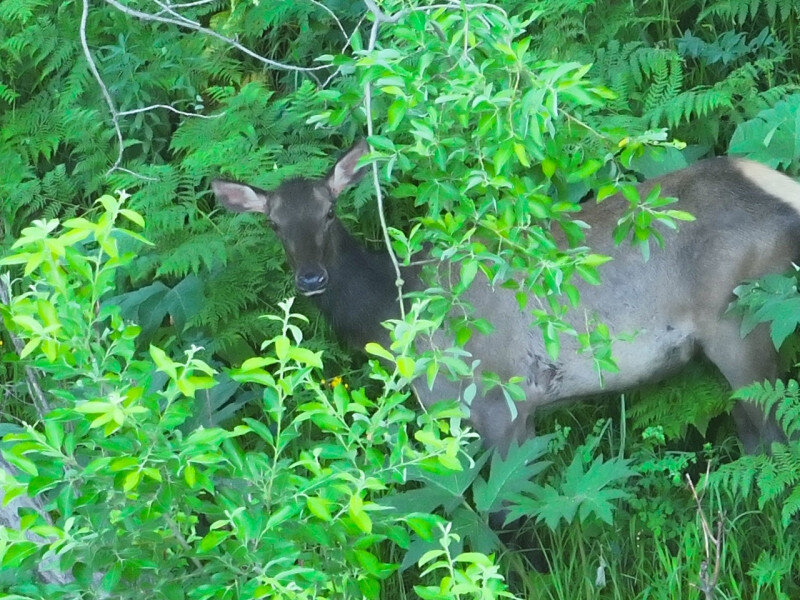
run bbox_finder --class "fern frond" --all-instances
[645,86,733,128]
[733,379,800,438]
[710,453,764,499]
[0,81,19,104]
[630,364,732,441]
[0,0,48,24]
[700,0,798,23]
[780,485,800,526]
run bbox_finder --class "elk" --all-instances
[213,140,800,453]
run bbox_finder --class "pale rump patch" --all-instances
[734,158,800,216]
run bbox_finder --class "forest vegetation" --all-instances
[3,0,800,598]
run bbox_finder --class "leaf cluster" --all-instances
[0,195,515,599]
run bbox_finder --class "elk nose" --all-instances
[296,269,328,295]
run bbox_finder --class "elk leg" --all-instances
[700,319,785,452]
[468,386,534,454]
[416,379,544,565]
[468,387,550,570]
[412,378,533,450]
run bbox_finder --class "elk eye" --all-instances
[268,221,279,231]
[327,208,335,220]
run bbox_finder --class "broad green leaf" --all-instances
[349,494,372,534]
[197,530,229,553]
[396,355,416,379]
[149,345,178,379]
[306,496,333,521]
[365,342,394,362]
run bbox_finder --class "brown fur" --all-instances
[214,147,800,453]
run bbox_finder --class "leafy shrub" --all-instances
[0,196,518,600]
[4,0,800,597]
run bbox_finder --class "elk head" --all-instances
[211,140,369,296]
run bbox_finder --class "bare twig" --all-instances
[79,0,157,180]
[80,0,129,178]
[686,466,724,600]
[157,0,218,11]
[360,0,509,317]
[309,0,348,40]
[118,104,224,119]
[152,0,201,26]
[0,273,50,417]
[362,0,406,318]
[321,13,368,89]
[80,0,229,178]
[168,0,217,7]
[104,0,328,77]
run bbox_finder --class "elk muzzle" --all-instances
[296,268,329,296]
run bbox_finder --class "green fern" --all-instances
[629,363,733,442]
[699,0,798,24]
[0,81,18,103]
[733,380,800,438]
[711,379,800,526]
[645,86,733,129]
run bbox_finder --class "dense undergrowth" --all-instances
[3,0,800,598]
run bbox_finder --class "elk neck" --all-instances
[308,218,419,349]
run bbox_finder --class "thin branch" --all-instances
[104,0,329,77]
[686,467,723,600]
[321,14,368,89]
[308,0,348,40]
[0,457,73,585]
[164,515,203,569]
[80,0,124,177]
[161,0,218,9]
[362,1,405,318]
[152,0,202,26]
[0,276,71,586]
[81,0,222,179]
[118,104,224,119]
[80,0,157,180]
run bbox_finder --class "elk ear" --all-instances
[212,180,269,213]
[326,139,370,197]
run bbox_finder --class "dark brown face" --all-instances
[264,179,337,296]
[211,140,369,296]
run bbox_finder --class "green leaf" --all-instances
[19,337,41,359]
[492,140,514,173]
[149,345,178,379]
[387,98,407,129]
[2,451,38,477]
[543,322,560,360]
[197,530,229,553]
[522,453,635,530]
[123,470,141,492]
[349,494,372,534]
[365,342,394,362]
[473,437,552,513]
[1,541,38,568]
[306,496,333,521]
[286,346,323,368]
[459,260,478,291]
[119,208,145,227]
[513,142,530,167]
[396,355,416,379]
[274,335,290,360]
